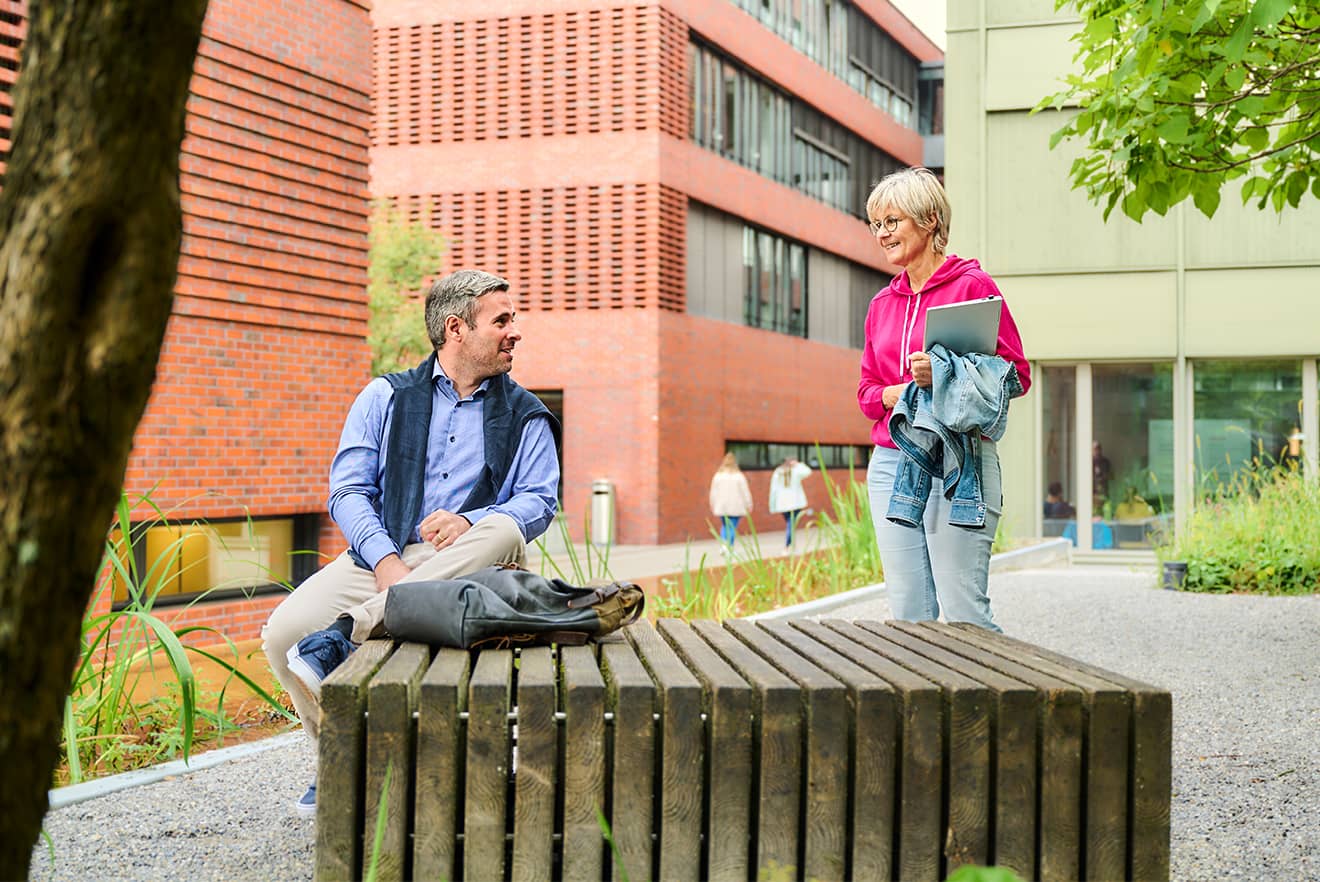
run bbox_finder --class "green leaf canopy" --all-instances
[1036,0,1320,221]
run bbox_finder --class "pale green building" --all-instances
[945,1,1320,558]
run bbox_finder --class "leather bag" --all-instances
[383,565,645,649]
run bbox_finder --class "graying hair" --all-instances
[865,166,951,255]
[424,269,510,349]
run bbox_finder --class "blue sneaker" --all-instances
[286,628,356,699]
[295,780,316,818]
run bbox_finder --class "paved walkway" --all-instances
[526,522,834,582]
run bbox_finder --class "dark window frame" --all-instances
[727,440,872,472]
[111,513,320,611]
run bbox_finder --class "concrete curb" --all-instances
[48,730,305,810]
[990,537,1072,572]
[749,537,1071,622]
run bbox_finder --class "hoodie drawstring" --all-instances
[899,292,921,376]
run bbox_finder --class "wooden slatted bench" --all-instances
[313,618,1171,882]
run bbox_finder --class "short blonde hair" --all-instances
[865,167,950,255]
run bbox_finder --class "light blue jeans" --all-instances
[867,441,1002,631]
[719,516,741,545]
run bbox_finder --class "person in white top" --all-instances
[768,457,812,546]
[708,452,753,547]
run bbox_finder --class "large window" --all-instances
[690,44,792,187]
[728,440,870,471]
[728,0,919,121]
[742,225,806,336]
[1192,360,1302,492]
[792,133,851,213]
[1042,363,1174,550]
[918,67,944,136]
[111,515,319,609]
[1042,359,1316,550]
[689,42,902,218]
[1094,363,1174,547]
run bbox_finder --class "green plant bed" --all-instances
[648,540,883,621]
[59,491,294,786]
[1158,465,1320,595]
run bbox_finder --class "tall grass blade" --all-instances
[364,759,394,882]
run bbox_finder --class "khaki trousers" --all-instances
[261,513,525,740]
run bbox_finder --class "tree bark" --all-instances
[0,1,208,875]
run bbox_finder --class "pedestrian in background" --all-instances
[709,452,753,549]
[768,456,812,546]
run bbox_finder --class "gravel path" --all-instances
[29,564,1319,881]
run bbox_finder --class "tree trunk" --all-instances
[0,1,208,875]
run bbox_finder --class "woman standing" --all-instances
[708,452,753,548]
[768,457,812,546]
[858,167,1031,630]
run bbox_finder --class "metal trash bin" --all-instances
[590,478,615,546]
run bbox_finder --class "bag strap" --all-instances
[566,581,624,609]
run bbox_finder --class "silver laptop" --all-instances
[922,295,1002,355]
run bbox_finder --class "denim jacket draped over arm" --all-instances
[885,343,1024,529]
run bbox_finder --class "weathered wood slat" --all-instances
[659,618,753,882]
[464,650,514,882]
[870,621,1041,880]
[948,624,1137,882]
[952,624,1172,882]
[907,622,1086,881]
[316,638,395,882]
[413,647,471,882]
[626,619,704,882]
[724,619,850,882]
[826,620,993,873]
[783,619,946,882]
[600,636,656,882]
[511,647,556,882]
[363,642,430,882]
[769,619,912,882]
[561,644,608,881]
[691,620,802,878]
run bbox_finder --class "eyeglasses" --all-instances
[868,215,902,236]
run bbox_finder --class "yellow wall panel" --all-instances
[995,272,1178,360]
[986,112,1177,273]
[1185,268,1320,356]
[944,30,984,256]
[987,0,1076,27]
[985,24,1077,111]
[1184,182,1320,267]
[998,400,1038,548]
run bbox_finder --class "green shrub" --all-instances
[1158,463,1320,595]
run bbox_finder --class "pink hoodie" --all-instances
[858,255,1031,449]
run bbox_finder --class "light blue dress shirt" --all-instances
[327,363,560,569]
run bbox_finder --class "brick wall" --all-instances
[370,0,883,544]
[374,5,685,145]
[393,182,686,312]
[506,307,872,546]
[656,310,872,543]
[507,309,662,544]
[0,0,372,641]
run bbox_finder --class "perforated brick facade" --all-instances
[372,0,939,543]
[0,0,372,640]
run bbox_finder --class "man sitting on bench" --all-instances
[261,269,560,817]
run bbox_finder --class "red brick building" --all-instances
[0,0,372,641]
[371,0,941,543]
